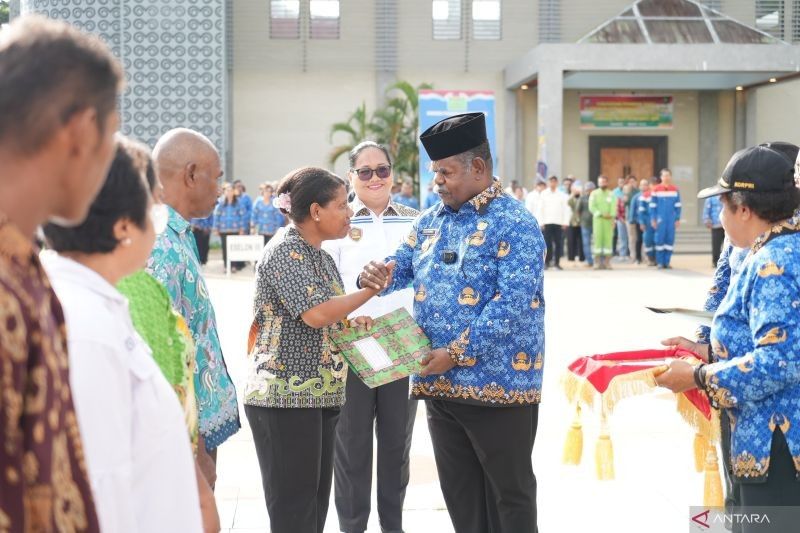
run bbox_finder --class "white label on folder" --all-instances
[353,337,393,371]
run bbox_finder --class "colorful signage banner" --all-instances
[418,90,497,207]
[580,95,673,129]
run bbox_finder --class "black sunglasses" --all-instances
[352,165,392,181]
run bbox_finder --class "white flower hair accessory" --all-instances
[273,193,291,212]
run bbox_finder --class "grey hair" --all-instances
[457,141,493,173]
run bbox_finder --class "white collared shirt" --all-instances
[536,188,572,226]
[323,199,419,319]
[41,253,202,533]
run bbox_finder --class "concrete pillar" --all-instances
[744,89,758,147]
[502,88,523,180]
[9,0,20,20]
[698,91,719,224]
[536,63,563,178]
[734,90,747,151]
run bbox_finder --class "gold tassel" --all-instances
[595,411,615,480]
[562,404,583,465]
[693,432,707,473]
[703,444,724,507]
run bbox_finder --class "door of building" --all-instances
[600,147,655,183]
[588,136,668,186]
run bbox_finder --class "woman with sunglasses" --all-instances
[41,136,206,532]
[323,141,419,533]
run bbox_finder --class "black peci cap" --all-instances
[697,145,795,199]
[420,112,488,161]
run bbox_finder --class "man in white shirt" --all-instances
[537,175,571,269]
[524,178,547,221]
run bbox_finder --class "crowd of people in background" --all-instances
[190,179,289,271]
[521,169,683,270]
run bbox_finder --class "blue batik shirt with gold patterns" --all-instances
[704,216,800,482]
[385,180,546,406]
[147,206,241,450]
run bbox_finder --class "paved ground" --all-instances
[207,252,719,532]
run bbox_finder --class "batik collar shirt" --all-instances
[703,215,800,481]
[0,217,100,532]
[385,180,546,405]
[147,206,240,450]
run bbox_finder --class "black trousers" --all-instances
[219,232,244,270]
[245,406,340,533]
[426,400,539,533]
[711,227,725,267]
[635,224,644,262]
[719,409,741,533]
[192,228,210,265]
[543,224,564,267]
[737,430,800,533]
[334,373,417,533]
[566,226,584,261]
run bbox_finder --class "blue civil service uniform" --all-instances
[649,184,681,267]
[704,221,800,483]
[251,197,285,236]
[384,181,546,406]
[214,202,248,233]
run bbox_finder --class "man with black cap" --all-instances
[657,145,800,532]
[358,112,546,532]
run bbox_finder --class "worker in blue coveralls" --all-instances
[657,145,800,533]
[649,168,682,269]
[636,177,656,266]
[357,112,546,533]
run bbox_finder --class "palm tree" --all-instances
[327,102,371,168]
[370,81,432,193]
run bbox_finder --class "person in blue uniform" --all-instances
[702,194,724,267]
[214,183,247,271]
[636,178,656,266]
[657,145,800,533]
[358,112,545,533]
[251,182,285,245]
[649,168,681,269]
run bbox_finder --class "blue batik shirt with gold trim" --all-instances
[385,180,546,406]
[704,216,800,481]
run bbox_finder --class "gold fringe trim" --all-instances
[562,365,668,415]
[676,393,720,444]
[562,404,584,465]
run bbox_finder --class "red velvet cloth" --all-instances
[567,347,711,420]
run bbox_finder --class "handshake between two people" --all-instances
[355,260,456,377]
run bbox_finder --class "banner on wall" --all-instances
[580,95,673,129]
[418,90,497,208]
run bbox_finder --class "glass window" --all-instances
[270,0,300,39]
[638,0,701,17]
[755,0,785,40]
[645,20,713,43]
[472,0,501,40]
[793,0,800,43]
[433,0,462,40]
[584,20,646,44]
[310,0,340,39]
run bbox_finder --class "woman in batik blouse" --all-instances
[657,145,800,532]
[245,166,381,533]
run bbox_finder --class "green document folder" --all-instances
[330,308,430,388]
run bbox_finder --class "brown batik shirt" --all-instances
[0,217,99,533]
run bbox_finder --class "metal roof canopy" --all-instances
[505,43,800,90]
[505,0,800,90]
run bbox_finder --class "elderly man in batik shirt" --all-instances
[359,112,545,533]
[149,128,241,486]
